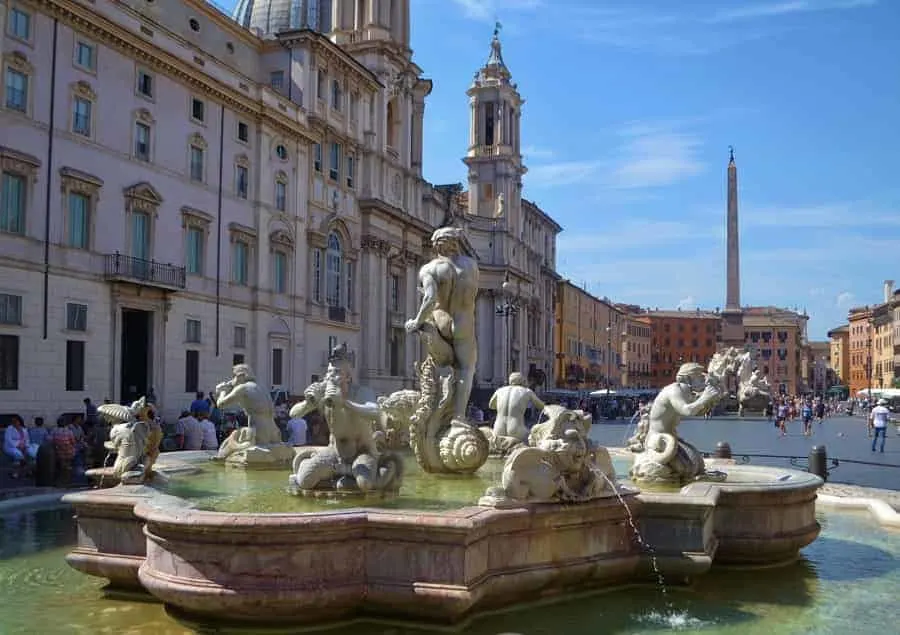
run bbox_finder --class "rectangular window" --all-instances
[233,325,246,348]
[232,241,249,285]
[346,155,354,188]
[273,251,287,294]
[190,146,204,181]
[8,8,30,40]
[232,353,245,366]
[329,142,340,181]
[237,121,249,142]
[235,165,248,199]
[272,348,284,386]
[313,249,322,302]
[275,180,286,211]
[313,143,322,172]
[270,70,284,92]
[317,70,326,100]
[185,350,199,393]
[75,41,95,71]
[327,336,338,355]
[65,340,85,391]
[5,68,28,112]
[0,293,23,325]
[390,274,400,312]
[134,122,151,161]
[1,171,26,234]
[186,226,203,275]
[331,79,342,111]
[186,318,201,343]
[190,97,205,123]
[72,97,92,136]
[130,211,150,261]
[66,302,87,331]
[67,192,89,249]
[0,334,19,390]
[137,70,154,98]
[349,92,358,123]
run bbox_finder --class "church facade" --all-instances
[0,0,560,421]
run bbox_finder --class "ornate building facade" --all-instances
[1,0,529,421]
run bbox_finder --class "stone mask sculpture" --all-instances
[479,404,616,507]
[213,364,294,467]
[98,397,163,485]
[404,226,489,474]
[630,360,725,485]
[289,343,403,496]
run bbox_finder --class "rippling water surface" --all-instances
[2,502,899,633]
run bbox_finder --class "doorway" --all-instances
[120,309,152,404]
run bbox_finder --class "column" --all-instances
[469,101,477,147]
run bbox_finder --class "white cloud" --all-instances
[676,295,697,310]
[708,0,877,24]
[452,0,543,21]
[526,120,705,190]
[741,202,900,229]
[557,220,718,252]
[521,145,555,160]
[836,291,856,309]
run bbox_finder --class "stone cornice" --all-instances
[36,0,317,144]
[361,234,394,257]
[0,146,42,180]
[59,166,103,193]
[278,29,380,93]
[358,197,432,235]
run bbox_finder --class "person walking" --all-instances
[870,398,891,453]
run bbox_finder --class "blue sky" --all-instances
[216,0,899,339]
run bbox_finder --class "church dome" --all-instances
[232,0,332,37]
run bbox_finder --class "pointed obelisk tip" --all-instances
[728,145,735,164]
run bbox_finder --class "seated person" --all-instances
[4,415,38,464]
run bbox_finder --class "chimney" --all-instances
[884,280,895,304]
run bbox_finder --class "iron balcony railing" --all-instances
[104,252,186,290]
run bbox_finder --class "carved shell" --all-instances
[438,422,489,473]
[97,403,136,424]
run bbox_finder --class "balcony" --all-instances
[103,252,186,291]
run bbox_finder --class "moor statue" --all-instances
[405,226,489,473]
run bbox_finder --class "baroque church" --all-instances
[0,0,560,422]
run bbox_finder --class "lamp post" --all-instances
[496,272,520,381]
[605,312,612,399]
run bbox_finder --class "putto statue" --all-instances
[405,226,489,474]
[630,362,724,485]
[97,397,163,485]
[213,364,294,467]
[289,343,403,497]
[479,405,616,507]
[480,372,546,456]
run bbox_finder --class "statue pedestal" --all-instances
[220,444,295,469]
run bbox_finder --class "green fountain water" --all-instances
[1,504,898,634]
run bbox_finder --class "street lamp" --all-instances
[496,272,520,381]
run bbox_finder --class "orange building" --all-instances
[643,310,722,389]
[827,324,850,386]
[847,306,874,396]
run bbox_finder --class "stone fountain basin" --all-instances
[634,463,823,579]
[62,452,822,627]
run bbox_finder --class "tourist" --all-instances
[801,401,813,436]
[287,414,308,446]
[870,398,890,453]
[3,415,38,467]
[182,412,205,451]
[198,414,218,451]
[51,419,77,485]
[83,397,99,427]
[28,416,50,447]
[190,392,211,417]
[174,411,192,449]
[776,401,788,436]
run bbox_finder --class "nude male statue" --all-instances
[405,226,479,421]
[215,364,283,448]
[489,372,545,442]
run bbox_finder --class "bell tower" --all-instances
[331,0,410,48]
[463,25,526,224]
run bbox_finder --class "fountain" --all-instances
[479,371,546,457]
[59,228,825,629]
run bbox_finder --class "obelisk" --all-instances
[720,147,744,348]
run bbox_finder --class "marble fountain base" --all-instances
[62,452,823,628]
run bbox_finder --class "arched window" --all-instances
[326,232,342,306]
[386,99,396,149]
